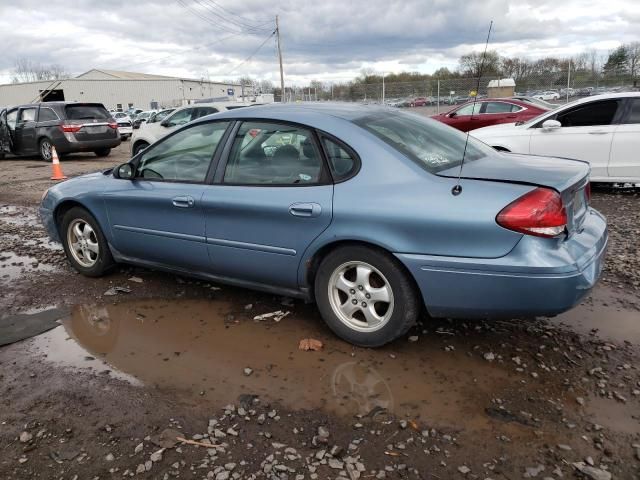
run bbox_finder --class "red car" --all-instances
[431,98,549,132]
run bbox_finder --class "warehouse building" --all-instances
[0,69,241,110]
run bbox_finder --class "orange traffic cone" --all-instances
[50,146,67,181]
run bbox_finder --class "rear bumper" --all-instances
[397,209,608,319]
[54,136,121,154]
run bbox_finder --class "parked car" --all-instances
[534,91,560,101]
[116,118,133,140]
[39,104,607,347]
[131,110,158,129]
[112,112,131,121]
[510,96,558,110]
[470,93,640,183]
[432,98,548,132]
[0,102,120,161]
[130,102,256,156]
[409,97,429,107]
[147,108,175,124]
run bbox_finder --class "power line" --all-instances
[198,0,272,32]
[178,0,272,36]
[225,30,276,76]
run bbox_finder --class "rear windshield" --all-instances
[64,104,111,120]
[354,110,492,173]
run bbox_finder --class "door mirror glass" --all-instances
[448,111,457,118]
[542,119,561,130]
[115,163,134,179]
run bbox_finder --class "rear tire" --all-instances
[60,207,115,277]
[39,138,53,162]
[94,148,111,157]
[314,245,420,347]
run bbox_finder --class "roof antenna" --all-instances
[452,20,493,196]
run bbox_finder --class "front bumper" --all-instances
[397,209,608,319]
[39,205,60,242]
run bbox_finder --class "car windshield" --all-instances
[354,111,492,173]
[65,104,110,120]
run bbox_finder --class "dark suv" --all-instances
[0,102,121,161]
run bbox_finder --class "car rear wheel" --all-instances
[94,148,111,157]
[39,138,53,161]
[133,141,149,156]
[314,245,420,347]
[60,207,115,277]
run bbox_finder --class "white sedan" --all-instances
[534,91,560,101]
[470,92,640,183]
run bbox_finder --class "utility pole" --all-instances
[566,59,571,104]
[382,72,385,104]
[276,15,285,103]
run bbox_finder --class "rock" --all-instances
[524,465,545,478]
[572,462,611,480]
[136,464,146,474]
[150,428,182,449]
[150,449,163,462]
[484,352,496,362]
[105,453,115,462]
[318,426,330,438]
[576,396,585,406]
[134,443,144,454]
[458,465,471,474]
[329,458,344,469]
[19,432,32,443]
[243,367,253,376]
[557,444,572,451]
[408,335,419,342]
[128,276,143,283]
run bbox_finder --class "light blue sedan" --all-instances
[39,104,608,346]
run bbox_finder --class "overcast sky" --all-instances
[0,0,638,86]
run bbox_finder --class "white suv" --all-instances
[131,102,256,155]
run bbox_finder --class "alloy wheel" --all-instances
[41,140,52,161]
[327,261,395,332]
[67,219,100,268]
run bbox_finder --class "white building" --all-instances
[0,69,241,110]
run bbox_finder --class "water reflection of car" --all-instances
[40,103,607,347]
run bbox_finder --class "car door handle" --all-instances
[588,130,608,135]
[172,195,195,208]
[289,202,321,218]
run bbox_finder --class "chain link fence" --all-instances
[279,71,639,111]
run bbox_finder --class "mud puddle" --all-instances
[0,205,41,228]
[30,298,522,432]
[553,286,640,344]
[0,251,57,284]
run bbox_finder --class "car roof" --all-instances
[196,102,399,121]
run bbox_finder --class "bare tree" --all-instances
[458,50,500,77]
[11,57,69,83]
[627,42,640,78]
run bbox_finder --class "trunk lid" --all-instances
[437,152,591,235]
[63,103,116,141]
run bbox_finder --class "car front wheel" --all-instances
[314,245,420,347]
[60,207,115,277]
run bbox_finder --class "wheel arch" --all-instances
[302,239,424,307]
[53,199,102,239]
[131,138,150,154]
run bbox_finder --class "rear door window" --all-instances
[484,102,516,114]
[38,107,58,122]
[322,137,357,180]
[192,107,218,120]
[622,98,640,124]
[65,104,110,120]
[164,108,193,127]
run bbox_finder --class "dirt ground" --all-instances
[0,140,639,479]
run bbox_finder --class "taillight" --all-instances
[496,187,567,238]
[108,121,118,129]
[585,182,591,203]
[60,124,82,133]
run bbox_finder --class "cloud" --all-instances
[0,0,638,85]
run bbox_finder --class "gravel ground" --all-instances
[0,150,639,479]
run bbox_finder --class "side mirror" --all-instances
[114,163,134,180]
[448,112,457,118]
[160,119,170,127]
[542,119,561,131]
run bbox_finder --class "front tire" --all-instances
[314,245,420,347]
[60,207,115,277]
[94,148,111,157]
